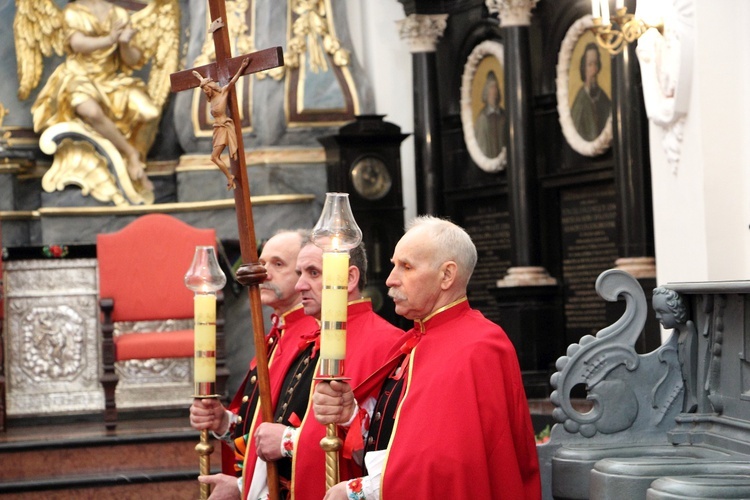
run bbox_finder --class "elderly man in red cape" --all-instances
[314,216,541,500]
[189,229,318,497]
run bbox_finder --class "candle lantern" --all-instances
[184,245,226,500]
[312,193,362,489]
[312,192,363,379]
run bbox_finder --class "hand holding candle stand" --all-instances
[312,193,363,489]
[184,245,226,500]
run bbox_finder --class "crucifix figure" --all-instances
[192,57,249,190]
[169,5,284,500]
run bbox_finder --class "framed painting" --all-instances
[460,40,507,172]
[556,15,613,156]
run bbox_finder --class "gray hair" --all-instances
[273,228,311,248]
[405,215,477,286]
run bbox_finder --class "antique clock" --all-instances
[318,115,409,326]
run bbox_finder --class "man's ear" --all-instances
[440,261,457,290]
[347,265,360,294]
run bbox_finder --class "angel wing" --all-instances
[131,0,181,109]
[14,0,65,100]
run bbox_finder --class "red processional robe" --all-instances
[242,299,404,500]
[221,305,318,475]
[354,299,541,499]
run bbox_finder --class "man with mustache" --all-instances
[313,216,541,499]
[189,229,318,498]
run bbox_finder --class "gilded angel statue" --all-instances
[14,0,180,205]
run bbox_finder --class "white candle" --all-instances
[616,0,624,10]
[194,293,217,386]
[600,0,611,25]
[592,0,601,18]
[320,252,349,361]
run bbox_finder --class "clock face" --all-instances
[350,156,392,201]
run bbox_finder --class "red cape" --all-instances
[221,306,318,476]
[244,299,405,500]
[355,300,541,499]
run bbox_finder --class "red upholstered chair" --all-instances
[97,214,226,429]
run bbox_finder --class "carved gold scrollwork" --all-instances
[39,122,154,206]
[0,102,8,128]
[287,0,349,72]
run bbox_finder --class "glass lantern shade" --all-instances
[312,193,363,251]
[184,246,226,293]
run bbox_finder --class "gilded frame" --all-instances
[556,15,613,156]
[460,40,507,173]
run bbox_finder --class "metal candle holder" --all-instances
[312,193,362,490]
[185,245,226,500]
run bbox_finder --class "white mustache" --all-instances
[260,283,283,299]
[388,288,406,301]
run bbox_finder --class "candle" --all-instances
[600,0,611,25]
[320,251,349,361]
[194,293,217,390]
[591,0,600,18]
[615,0,624,10]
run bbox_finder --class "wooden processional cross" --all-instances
[169,1,283,498]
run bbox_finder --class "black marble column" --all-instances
[503,25,539,267]
[492,1,559,398]
[397,13,448,216]
[611,42,654,261]
[495,3,554,287]
[413,51,443,215]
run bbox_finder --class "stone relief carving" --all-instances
[705,294,725,413]
[396,14,448,53]
[20,305,85,381]
[549,269,683,438]
[636,0,694,172]
[485,0,539,26]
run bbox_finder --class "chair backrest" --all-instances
[97,214,217,323]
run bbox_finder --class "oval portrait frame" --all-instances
[460,40,508,173]
[556,15,613,157]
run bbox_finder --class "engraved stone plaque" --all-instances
[560,184,619,343]
[458,199,512,324]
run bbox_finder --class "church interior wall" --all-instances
[693,0,750,282]
[648,0,750,285]
[346,0,417,223]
